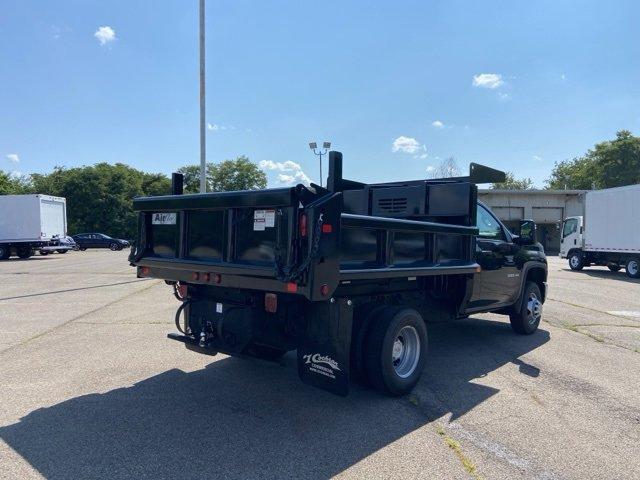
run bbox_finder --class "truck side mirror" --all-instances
[516,219,536,244]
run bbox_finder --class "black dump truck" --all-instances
[129,152,547,397]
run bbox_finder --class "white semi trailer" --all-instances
[559,184,640,278]
[0,194,67,260]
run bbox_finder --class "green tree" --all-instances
[0,170,32,194]
[210,156,267,191]
[176,164,206,194]
[546,130,640,189]
[178,156,267,193]
[28,164,170,238]
[492,172,534,190]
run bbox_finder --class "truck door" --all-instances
[560,217,581,257]
[473,204,521,307]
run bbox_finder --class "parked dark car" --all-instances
[72,233,130,251]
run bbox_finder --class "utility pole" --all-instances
[199,0,206,193]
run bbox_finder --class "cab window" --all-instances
[476,205,506,241]
[563,218,577,238]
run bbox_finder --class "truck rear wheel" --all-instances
[509,282,542,335]
[365,307,427,396]
[568,252,584,271]
[17,247,33,259]
[0,245,10,260]
[626,259,640,279]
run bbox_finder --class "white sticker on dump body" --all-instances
[152,213,177,225]
[254,209,276,230]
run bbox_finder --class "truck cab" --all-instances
[559,216,583,260]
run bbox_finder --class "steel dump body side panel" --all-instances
[132,188,297,211]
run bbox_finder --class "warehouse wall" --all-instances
[478,190,586,253]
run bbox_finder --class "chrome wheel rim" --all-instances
[526,292,542,325]
[629,260,639,276]
[391,325,420,378]
[570,255,580,268]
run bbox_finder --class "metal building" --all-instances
[478,189,586,253]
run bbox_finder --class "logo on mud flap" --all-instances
[303,353,340,379]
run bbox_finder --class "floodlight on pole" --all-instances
[309,141,332,187]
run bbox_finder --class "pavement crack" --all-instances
[547,297,640,323]
[0,280,161,356]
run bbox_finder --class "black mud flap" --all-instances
[297,298,353,396]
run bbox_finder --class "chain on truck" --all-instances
[129,151,548,396]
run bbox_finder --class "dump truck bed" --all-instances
[130,177,480,301]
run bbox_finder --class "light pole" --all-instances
[309,141,331,187]
[199,0,206,193]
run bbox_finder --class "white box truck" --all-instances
[559,184,640,278]
[0,194,68,260]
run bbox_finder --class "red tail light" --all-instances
[299,213,307,237]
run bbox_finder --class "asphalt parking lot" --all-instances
[1,251,639,479]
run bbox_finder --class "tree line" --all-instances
[1,131,638,237]
[0,157,266,239]
[492,130,640,190]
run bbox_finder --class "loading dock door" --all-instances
[532,207,563,223]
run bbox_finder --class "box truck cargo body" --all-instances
[0,194,67,259]
[560,184,640,278]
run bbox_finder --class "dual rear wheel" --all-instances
[355,287,542,396]
[353,306,428,396]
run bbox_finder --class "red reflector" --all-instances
[203,272,211,282]
[286,282,297,293]
[213,273,222,284]
[178,284,188,298]
[322,224,333,234]
[299,214,307,237]
[320,284,329,296]
[140,266,150,276]
[192,272,200,281]
[265,293,278,313]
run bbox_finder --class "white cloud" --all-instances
[259,160,311,185]
[472,73,504,89]
[6,153,19,163]
[392,136,425,155]
[207,123,219,131]
[426,166,435,173]
[532,155,543,161]
[431,120,444,129]
[94,26,116,46]
[561,74,566,81]
[498,92,511,101]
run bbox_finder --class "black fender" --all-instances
[514,262,548,305]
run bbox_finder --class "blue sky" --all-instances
[1,0,639,187]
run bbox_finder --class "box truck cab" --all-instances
[559,215,583,260]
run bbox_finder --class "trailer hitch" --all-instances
[167,333,218,356]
